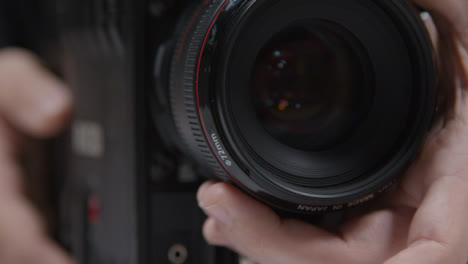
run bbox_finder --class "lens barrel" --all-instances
[168,0,435,214]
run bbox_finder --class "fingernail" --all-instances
[203,204,232,226]
[197,181,216,207]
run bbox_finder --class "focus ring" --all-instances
[170,0,228,178]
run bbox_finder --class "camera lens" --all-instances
[169,0,436,214]
[252,26,369,150]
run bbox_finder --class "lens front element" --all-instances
[252,25,370,150]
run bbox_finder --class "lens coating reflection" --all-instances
[252,26,370,150]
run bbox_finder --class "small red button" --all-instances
[87,195,101,225]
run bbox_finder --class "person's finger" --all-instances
[0,184,73,264]
[0,195,73,264]
[420,10,438,48]
[0,48,72,138]
[410,0,468,126]
[197,182,402,264]
[413,0,468,36]
[202,217,231,247]
[0,121,23,197]
[0,144,72,264]
[198,181,330,264]
[17,239,73,264]
[385,174,468,264]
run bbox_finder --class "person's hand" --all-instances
[197,0,468,263]
[0,48,73,264]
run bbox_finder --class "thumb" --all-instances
[197,182,359,264]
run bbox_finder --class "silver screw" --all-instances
[168,243,189,264]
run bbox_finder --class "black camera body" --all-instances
[47,0,435,263]
[49,0,238,263]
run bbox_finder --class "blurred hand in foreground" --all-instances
[0,48,73,264]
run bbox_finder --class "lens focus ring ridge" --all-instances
[170,0,230,178]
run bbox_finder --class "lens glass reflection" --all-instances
[252,26,369,150]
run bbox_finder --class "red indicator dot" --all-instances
[87,195,101,225]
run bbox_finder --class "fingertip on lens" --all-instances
[197,180,219,206]
[198,181,235,210]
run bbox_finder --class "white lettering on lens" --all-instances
[332,205,343,211]
[347,193,375,207]
[211,133,232,167]
[297,205,329,212]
